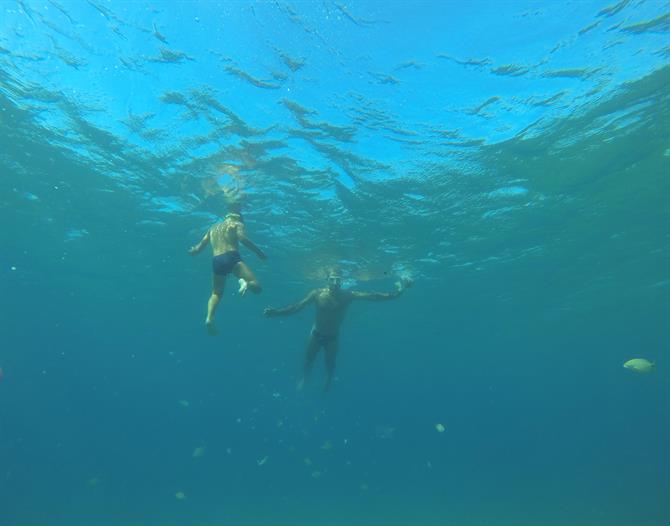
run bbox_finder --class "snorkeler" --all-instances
[189,212,266,335]
[264,270,413,391]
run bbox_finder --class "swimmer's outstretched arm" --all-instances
[350,277,413,302]
[264,290,316,317]
[237,224,267,260]
[188,230,210,255]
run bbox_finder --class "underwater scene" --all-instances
[1,1,669,525]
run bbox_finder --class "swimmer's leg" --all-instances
[298,331,320,391]
[233,262,262,296]
[323,339,340,392]
[205,274,225,335]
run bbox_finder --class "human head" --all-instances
[326,269,343,291]
[225,211,243,222]
[227,199,243,215]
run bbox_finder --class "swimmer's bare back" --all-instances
[209,218,242,256]
[188,214,267,335]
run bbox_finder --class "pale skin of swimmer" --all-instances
[189,213,266,334]
[264,274,413,391]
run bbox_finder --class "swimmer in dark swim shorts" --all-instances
[189,212,266,335]
[212,250,242,276]
[264,269,413,392]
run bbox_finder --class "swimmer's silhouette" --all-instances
[264,270,412,391]
[189,212,266,334]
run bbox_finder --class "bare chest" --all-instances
[315,291,348,313]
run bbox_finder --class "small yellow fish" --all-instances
[175,491,186,500]
[623,358,655,373]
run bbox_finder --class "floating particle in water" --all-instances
[321,440,332,451]
[175,491,186,500]
[192,446,206,459]
[178,400,190,408]
[257,455,269,466]
[311,470,322,479]
[435,423,445,433]
[374,425,396,440]
[65,228,89,241]
[10,266,16,271]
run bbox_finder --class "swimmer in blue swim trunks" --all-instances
[189,212,266,334]
[264,270,412,391]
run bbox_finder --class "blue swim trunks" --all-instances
[212,250,241,276]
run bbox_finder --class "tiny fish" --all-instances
[623,358,655,373]
[175,491,186,500]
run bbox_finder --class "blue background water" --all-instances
[1,1,669,525]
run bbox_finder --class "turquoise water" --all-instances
[1,1,669,525]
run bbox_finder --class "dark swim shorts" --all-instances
[212,250,242,276]
[311,328,338,346]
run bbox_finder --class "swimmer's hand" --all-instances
[396,277,414,292]
[263,307,279,317]
[188,246,198,256]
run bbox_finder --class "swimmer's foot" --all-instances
[205,318,218,336]
[238,278,248,296]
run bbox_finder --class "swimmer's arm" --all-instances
[237,224,267,260]
[188,230,210,255]
[264,290,316,317]
[351,278,413,301]
[351,290,401,301]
